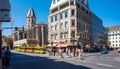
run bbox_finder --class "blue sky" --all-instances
[2,0,120,36]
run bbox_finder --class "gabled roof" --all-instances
[27,7,36,18]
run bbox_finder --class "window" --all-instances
[65,22,68,28]
[53,0,56,4]
[60,33,64,39]
[32,20,34,23]
[65,11,68,18]
[60,13,63,19]
[51,34,54,39]
[51,17,54,22]
[70,1,74,5]
[51,26,54,31]
[55,16,57,21]
[71,20,75,26]
[60,23,63,28]
[55,34,58,39]
[55,24,58,30]
[64,32,68,38]
[113,44,114,46]
[77,12,79,17]
[71,31,75,37]
[71,10,75,16]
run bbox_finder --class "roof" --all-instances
[107,25,120,31]
[38,22,47,25]
[27,7,36,18]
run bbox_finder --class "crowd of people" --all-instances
[47,47,84,59]
[2,47,11,69]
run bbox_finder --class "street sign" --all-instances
[0,11,11,22]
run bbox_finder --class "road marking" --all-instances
[12,60,41,64]
[96,63,112,67]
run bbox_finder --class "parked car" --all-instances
[101,47,109,54]
[118,49,120,53]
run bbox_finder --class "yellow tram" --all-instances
[16,46,46,54]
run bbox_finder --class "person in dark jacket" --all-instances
[5,47,11,67]
[2,47,6,68]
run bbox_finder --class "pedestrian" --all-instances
[5,47,11,67]
[53,47,56,56]
[59,48,63,58]
[48,48,52,56]
[65,48,69,57]
[78,49,81,59]
[2,47,6,68]
[76,48,79,58]
[73,48,76,57]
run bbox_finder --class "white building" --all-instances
[108,25,120,49]
[14,39,38,47]
[48,0,92,47]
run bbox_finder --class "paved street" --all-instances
[9,50,120,69]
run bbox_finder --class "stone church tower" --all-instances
[26,7,36,29]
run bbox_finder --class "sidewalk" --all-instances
[84,52,100,57]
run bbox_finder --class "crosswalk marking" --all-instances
[96,63,112,67]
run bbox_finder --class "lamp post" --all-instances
[10,20,15,34]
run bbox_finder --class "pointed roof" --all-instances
[27,7,36,18]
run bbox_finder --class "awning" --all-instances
[47,44,57,47]
[56,44,67,47]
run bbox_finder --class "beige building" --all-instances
[12,7,48,46]
[48,0,92,47]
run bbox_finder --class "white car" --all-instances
[118,49,120,53]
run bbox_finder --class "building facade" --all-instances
[12,7,48,46]
[107,25,120,49]
[92,13,106,47]
[48,0,92,47]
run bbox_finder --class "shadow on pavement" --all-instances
[10,52,92,69]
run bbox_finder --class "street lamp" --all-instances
[10,20,15,34]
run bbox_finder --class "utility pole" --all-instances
[0,0,11,68]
